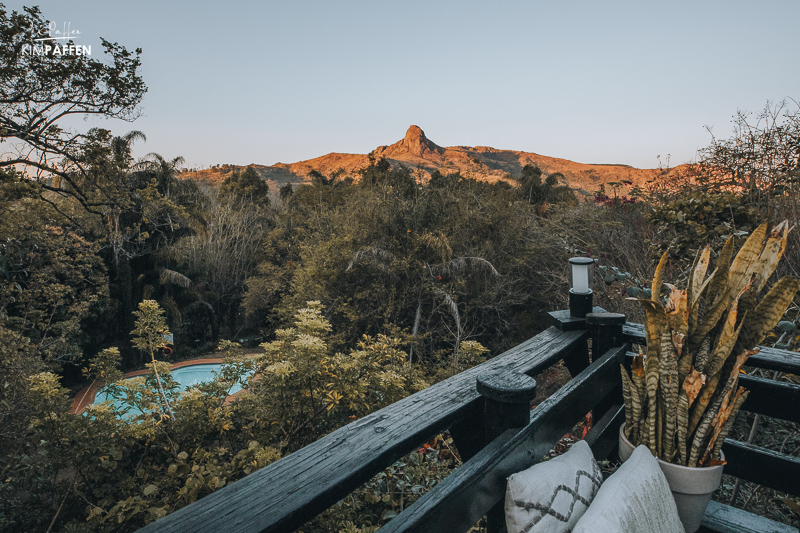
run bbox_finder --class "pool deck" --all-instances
[70,358,228,414]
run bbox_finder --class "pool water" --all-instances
[92,363,248,414]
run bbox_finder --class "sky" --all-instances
[14,0,800,170]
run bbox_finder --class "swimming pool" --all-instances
[91,363,248,415]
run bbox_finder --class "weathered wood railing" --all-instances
[140,311,800,533]
[139,320,590,533]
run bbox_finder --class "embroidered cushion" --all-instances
[572,444,684,533]
[505,439,602,533]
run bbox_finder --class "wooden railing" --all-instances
[139,311,800,533]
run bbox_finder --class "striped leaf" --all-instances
[659,331,680,460]
[751,221,789,294]
[688,372,720,437]
[694,336,712,374]
[644,350,659,456]
[700,351,752,464]
[705,236,734,310]
[708,388,749,462]
[704,284,749,377]
[688,389,724,467]
[689,287,732,352]
[621,365,635,441]
[677,368,706,465]
[736,276,800,353]
[640,299,667,352]
[727,222,767,300]
[638,299,665,454]
[690,246,711,307]
[676,392,690,465]
[652,251,669,303]
[631,352,647,447]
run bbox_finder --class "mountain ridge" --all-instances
[181,126,670,196]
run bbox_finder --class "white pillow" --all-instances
[505,440,602,533]
[572,444,684,533]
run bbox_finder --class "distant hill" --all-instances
[180,126,671,196]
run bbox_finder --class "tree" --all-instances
[698,100,800,204]
[279,182,294,201]
[72,129,196,349]
[515,164,575,211]
[166,191,273,338]
[131,300,175,420]
[220,166,270,205]
[0,4,146,214]
[0,224,109,365]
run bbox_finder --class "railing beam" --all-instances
[139,326,587,533]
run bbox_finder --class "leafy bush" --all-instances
[647,189,759,261]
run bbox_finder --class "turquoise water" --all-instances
[92,363,247,414]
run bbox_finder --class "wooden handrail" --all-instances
[379,344,629,532]
[139,326,588,533]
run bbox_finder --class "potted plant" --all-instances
[618,221,800,533]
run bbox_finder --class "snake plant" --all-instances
[621,221,800,466]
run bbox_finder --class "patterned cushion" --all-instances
[572,444,684,533]
[505,440,602,533]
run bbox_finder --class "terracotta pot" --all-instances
[619,423,724,533]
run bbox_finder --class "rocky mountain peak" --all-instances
[400,125,442,157]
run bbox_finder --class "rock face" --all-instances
[182,126,670,196]
[373,125,446,164]
[398,125,443,157]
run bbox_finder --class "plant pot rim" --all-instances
[619,422,725,472]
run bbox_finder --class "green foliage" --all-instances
[279,182,294,201]
[246,159,554,360]
[79,130,199,341]
[647,189,759,260]
[360,158,417,197]
[1,315,280,532]
[164,191,274,339]
[131,300,172,357]
[220,166,271,205]
[232,302,428,452]
[0,326,43,452]
[0,297,447,531]
[131,299,177,420]
[515,164,577,211]
[0,224,109,365]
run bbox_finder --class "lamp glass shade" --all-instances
[569,257,594,294]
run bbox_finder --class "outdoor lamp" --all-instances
[569,257,594,318]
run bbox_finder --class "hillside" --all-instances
[181,126,667,196]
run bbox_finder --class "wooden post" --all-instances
[546,308,594,378]
[587,312,626,360]
[562,337,590,378]
[476,370,537,533]
[586,312,626,452]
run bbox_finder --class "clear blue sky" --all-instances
[16,0,800,170]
